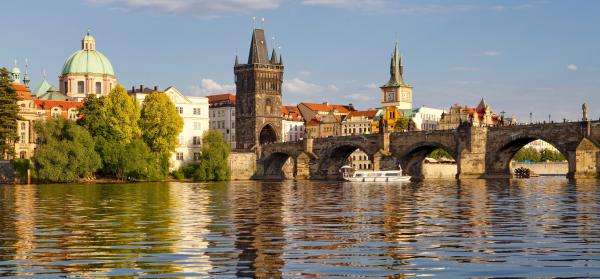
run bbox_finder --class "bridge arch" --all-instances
[395,142,458,179]
[317,142,375,179]
[486,135,570,177]
[261,151,295,180]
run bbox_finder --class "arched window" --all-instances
[21,123,26,131]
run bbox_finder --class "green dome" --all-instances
[61,33,115,76]
[61,49,115,76]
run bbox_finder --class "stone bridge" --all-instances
[256,121,600,180]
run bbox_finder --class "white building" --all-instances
[524,139,560,152]
[404,106,446,131]
[129,86,209,170]
[282,106,304,142]
[207,94,236,148]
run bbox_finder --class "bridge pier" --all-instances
[457,127,488,179]
[568,138,600,178]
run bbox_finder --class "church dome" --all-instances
[61,32,115,76]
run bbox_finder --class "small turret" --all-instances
[10,60,21,83]
[23,58,30,86]
[270,48,278,64]
[235,55,239,66]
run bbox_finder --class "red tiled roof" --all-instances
[282,105,303,121]
[301,102,354,114]
[347,109,378,119]
[12,83,33,100]
[207,93,236,103]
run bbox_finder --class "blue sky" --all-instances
[2,0,599,121]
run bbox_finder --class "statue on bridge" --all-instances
[582,102,588,121]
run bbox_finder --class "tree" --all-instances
[0,68,20,159]
[78,85,140,143]
[139,92,183,154]
[103,85,141,143]
[394,116,409,131]
[33,119,101,182]
[428,148,454,160]
[194,130,231,181]
[540,148,566,162]
[513,147,541,162]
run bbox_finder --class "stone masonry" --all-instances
[257,121,600,180]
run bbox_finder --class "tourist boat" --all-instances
[340,166,411,182]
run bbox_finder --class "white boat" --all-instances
[340,166,411,182]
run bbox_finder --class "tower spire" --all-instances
[270,47,278,64]
[247,28,269,64]
[23,58,30,86]
[385,42,405,87]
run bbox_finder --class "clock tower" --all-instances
[380,43,412,110]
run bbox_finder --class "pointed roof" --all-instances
[33,78,52,97]
[38,86,69,101]
[383,42,406,87]
[12,83,33,100]
[476,98,488,111]
[248,28,270,64]
[234,55,239,66]
[270,48,279,64]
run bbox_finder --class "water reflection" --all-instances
[0,178,599,278]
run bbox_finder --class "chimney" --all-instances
[131,86,135,93]
[154,86,158,91]
[140,84,144,92]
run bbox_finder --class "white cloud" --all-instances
[190,78,235,95]
[283,77,322,94]
[327,84,340,92]
[346,93,374,101]
[567,64,578,71]
[302,0,386,10]
[452,66,480,72]
[478,50,502,57]
[87,0,280,18]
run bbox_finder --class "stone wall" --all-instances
[511,162,568,175]
[0,161,15,184]
[423,163,457,179]
[229,152,257,180]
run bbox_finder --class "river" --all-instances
[0,178,599,278]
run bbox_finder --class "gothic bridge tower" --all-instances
[235,27,284,150]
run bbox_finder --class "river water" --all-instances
[0,178,599,278]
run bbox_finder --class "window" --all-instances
[69,112,77,120]
[193,152,200,161]
[20,151,26,159]
[95,82,101,94]
[177,107,183,114]
[21,123,26,131]
[64,82,68,92]
[77,81,85,94]
[265,98,272,114]
[194,122,202,130]
[52,108,60,118]
[20,132,25,144]
[193,136,201,145]
[176,152,184,160]
[193,108,201,115]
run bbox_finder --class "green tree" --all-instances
[428,148,454,160]
[78,85,140,143]
[394,116,409,131]
[194,130,231,181]
[513,147,541,162]
[33,119,101,182]
[0,68,20,159]
[139,92,183,154]
[540,148,566,162]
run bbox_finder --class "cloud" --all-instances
[283,77,323,94]
[298,70,311,78]
[567,64,578,71]
[478,50,502,57]
[452,66,480,72]
[190,78,235,95]
[346,93,374,101]
[301,0,387,10]
[327,84,340,92]
[87,0,280,18]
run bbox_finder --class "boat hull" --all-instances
[343,176,411,182]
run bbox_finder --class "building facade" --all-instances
[129,86,209,170]
[234,27,284,149]
[207,94,236,148]
[305,111,341,139]
[404,106,445,131]
[439,99,510,130]
[341,110,377,136]
[281,106,304,142]
[59,32,117,101]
